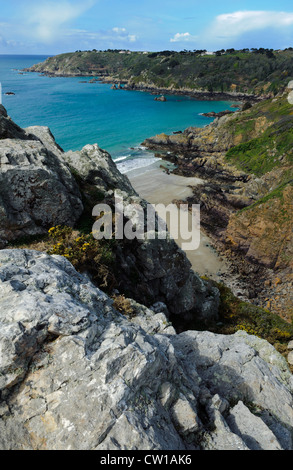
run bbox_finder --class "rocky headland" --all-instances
[24,48,293,101]
[0,103,293,450]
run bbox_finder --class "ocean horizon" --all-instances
[0,54,238,174]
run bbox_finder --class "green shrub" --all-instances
[48,225,116,290]
[213,281,293,349]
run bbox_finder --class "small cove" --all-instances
[128,160,231,281]
[0,54,239,284]
[1,55,238,174]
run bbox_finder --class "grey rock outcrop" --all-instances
[0,109,83,246]
[0,249,292,450]
[62,142,219,322]
[63,143,135,195]
[154,95,167,102]
[288,351,293,366]
[0,105,36,141]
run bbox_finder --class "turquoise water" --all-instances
[0,55,238,171]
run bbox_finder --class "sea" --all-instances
[0,55,238,174]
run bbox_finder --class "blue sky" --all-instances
[2,0,293,54]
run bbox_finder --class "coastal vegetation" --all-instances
[47,225,116,290]
[27,47,293,96]
[211,281,293,362]
[225,95,293,176]
[172,274,293,366]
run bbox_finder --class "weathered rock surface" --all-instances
[61,139,220,323]
[225,182,293,319]
[0,249,292,450]
[226,184,293,270]
[0,111,83,246]
[201,110,233,118]
[63,143,135,195]
[154,95,167,102]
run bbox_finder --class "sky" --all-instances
[2,0,293,54]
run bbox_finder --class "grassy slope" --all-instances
[203,97,293,338]
[225,96,293,177]
[224,95,293,240]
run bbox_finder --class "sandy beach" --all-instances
[128,161,230,281]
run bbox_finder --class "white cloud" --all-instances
[128,34,137,43]
[27,0,96,43]
[112,27,127,34]
[65,26,138,46]
[0,34,8,47]
[189,10,293,50]
[170,32,198,43]
[211,10,293,40]
[111,27,137,43]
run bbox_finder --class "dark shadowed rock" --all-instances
[0,110,83,246]
[0,105,36,141]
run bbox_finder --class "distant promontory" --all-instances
[24,48,293,99]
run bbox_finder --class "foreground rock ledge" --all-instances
[0,249,292,450]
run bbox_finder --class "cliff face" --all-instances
[225,183,293,320]
[143,93,293,320]
[226,184,293,270]
[0,249,292,450]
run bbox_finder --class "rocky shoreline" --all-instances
[95,76,263,103]
[21,63,289,318]
[24,66,263,103]
[6,67,292,320]
[141,97,293,322]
